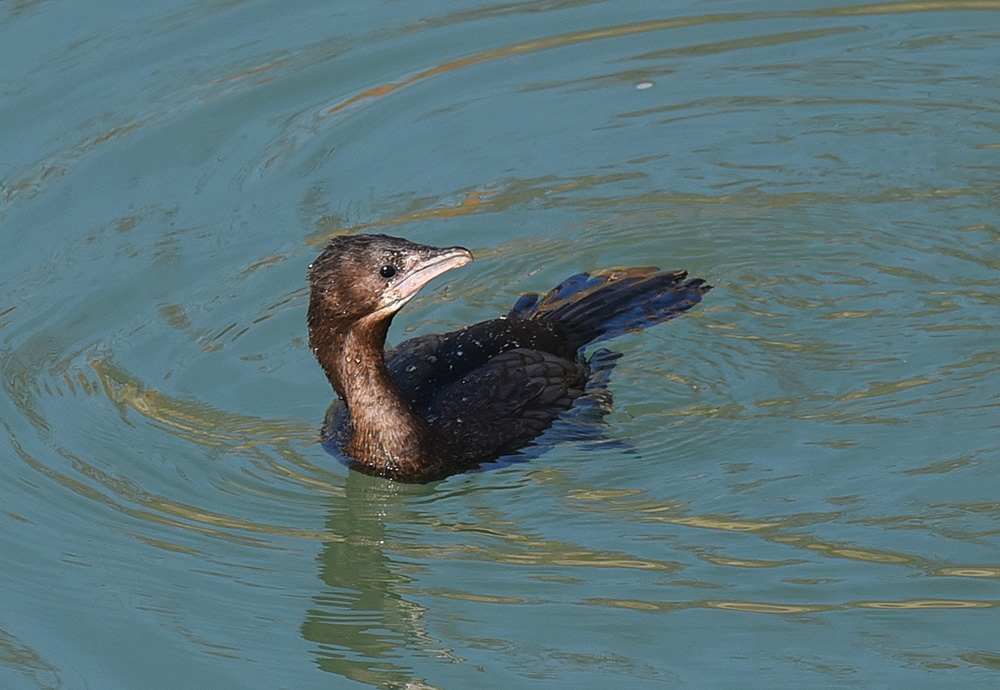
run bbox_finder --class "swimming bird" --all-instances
[308,233,710,482]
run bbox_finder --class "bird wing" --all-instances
[385,318,575,410]
[418,348,588,463]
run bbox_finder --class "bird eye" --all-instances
[379,265,397,279]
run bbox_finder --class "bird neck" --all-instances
[309,306,442,478]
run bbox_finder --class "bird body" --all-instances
[308,234,710,482]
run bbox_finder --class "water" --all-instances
[2,0,999,688]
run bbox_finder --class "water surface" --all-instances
[2,0,1000,688]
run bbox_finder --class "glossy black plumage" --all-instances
[308,234,710,482]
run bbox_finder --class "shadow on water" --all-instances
[304,472,445,689]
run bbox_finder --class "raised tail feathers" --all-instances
[509,268,711,351]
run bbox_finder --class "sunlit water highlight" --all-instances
[2,0,1000,688]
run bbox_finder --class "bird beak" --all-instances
[392,246,473,304]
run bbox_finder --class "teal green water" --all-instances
[3,1,1000,688]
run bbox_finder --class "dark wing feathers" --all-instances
[419,348,587,462]
[386,317,575,410]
